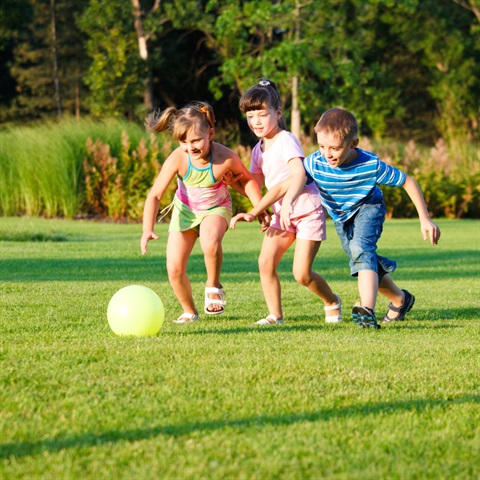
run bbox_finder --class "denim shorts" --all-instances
[334,200,396,280]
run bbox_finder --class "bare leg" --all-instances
[357,269,378,311]
[166,230,198,315]
[199,215,228,313]
[378,273,405,316]
[292,239,340,317]
[258,228,295,320]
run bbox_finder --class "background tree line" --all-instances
[1,0,479,145]
[1,0,479,221]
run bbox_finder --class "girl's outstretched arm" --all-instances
[141,152,179,255]
[279,160,308,229]
[402,175,441,245]
[230,178,292,229]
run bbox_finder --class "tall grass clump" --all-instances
[0,118,165,219]
[82,131,173,221]
[1,118,479,221]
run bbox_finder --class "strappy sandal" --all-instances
[325,294,342,323]
[255,314,284,325]
[204,287,226,315]
[173,312,199,324]
[382,290,415,322]
[352,305,381,329]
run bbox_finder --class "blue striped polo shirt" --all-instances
[304,148,406,223]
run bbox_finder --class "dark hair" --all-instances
[239,79,287,130]
[314,106,358,141]
[144,101,215,142]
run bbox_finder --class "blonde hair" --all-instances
[239,78,287,130]
[144,101,215,141]
[314,106,358,142]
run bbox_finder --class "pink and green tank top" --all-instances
[169,153,232,232]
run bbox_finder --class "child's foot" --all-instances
[174,312,199,324]
[255,314,284,325]
[382,290,415,322]
[352,303,381,329]
[324,294,342,323]
[204,287,226,315]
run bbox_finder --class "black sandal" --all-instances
[382,290,415,322]
[352,305,381,329]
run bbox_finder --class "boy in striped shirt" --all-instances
[231,106,441,329]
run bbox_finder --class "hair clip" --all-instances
[199,106,208,113]
[258,80,271,87]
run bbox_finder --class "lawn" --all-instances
[0,217,479,479]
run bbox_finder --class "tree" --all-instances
[3,0,89,121]
[383,0,480,142]
[131,0,163,111]
[79,0,144,117]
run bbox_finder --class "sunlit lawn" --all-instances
[1,217,479,479]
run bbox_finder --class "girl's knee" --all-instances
[201,238,222,258]
[292,266,312,286]
[167,264,183,282]
[258,255,277,275]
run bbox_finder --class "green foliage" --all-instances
[363,137,480,219]
[0,217,479,478]
[3,0,90,122]
[0,118,162,219]
[78,0,144,117]
[82,131,168,221]
[1,121,479,220]
[1,0,479,143]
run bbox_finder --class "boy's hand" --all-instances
[141,231,159,255]
[421,218,441,245]
[230,213,255,229]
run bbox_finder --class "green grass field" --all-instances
[1,217,479,479]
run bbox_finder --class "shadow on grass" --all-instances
[167,324,328,336]
[2,394,479,460]
[168,321,468,337]
[0,232,69,242]
[0,248,478,282]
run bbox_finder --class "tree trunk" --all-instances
[291,75,301,140]
[50,0,62,117]
[290,2,302,140]
[131,0,154,111]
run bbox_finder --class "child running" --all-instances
[231,79,341,325]
[233,106,441,329]
[141,101,263,323]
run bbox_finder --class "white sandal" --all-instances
[204,287,226,315]
[325,294,342,323]
[256,314,284,325]
[174,312,199,324]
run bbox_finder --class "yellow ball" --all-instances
[107,285,165,336]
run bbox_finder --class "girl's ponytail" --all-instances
[145,101,215,142]
[144,107,178,133]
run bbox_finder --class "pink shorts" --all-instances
[270,208,327,242]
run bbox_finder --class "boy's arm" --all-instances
[402,175,441,245]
